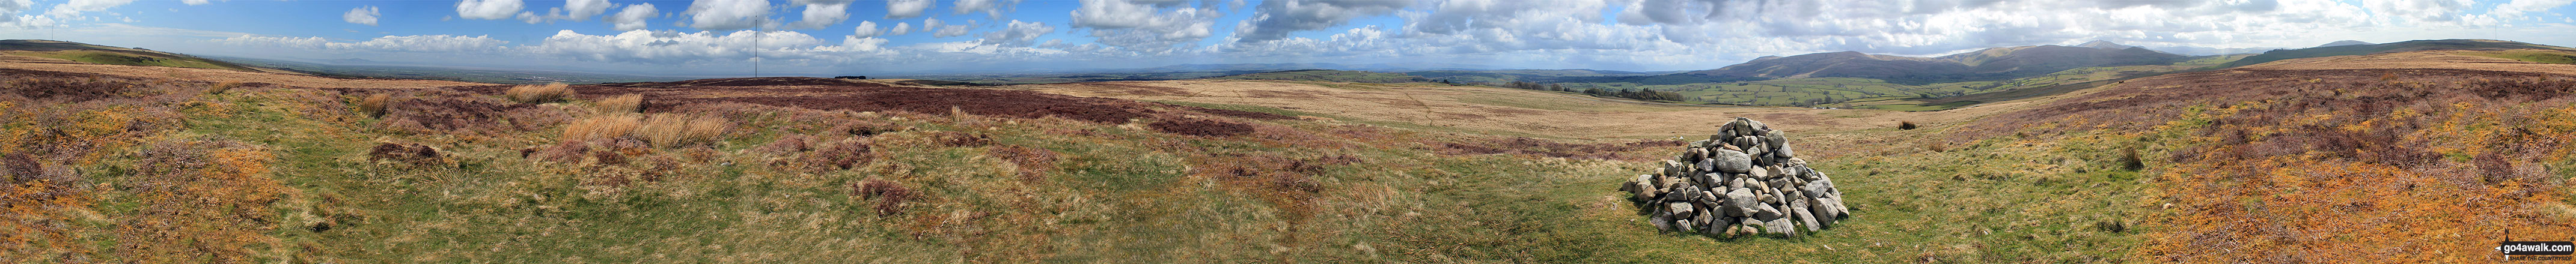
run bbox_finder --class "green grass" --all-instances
[2464,50,2576,64]
[18,50,260,71]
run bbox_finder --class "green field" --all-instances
[2462,50,2576,64]
[15,50,261,71]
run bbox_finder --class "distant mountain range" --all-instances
[1686,42,2191,85]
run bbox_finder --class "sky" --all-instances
[0,0,2574,76]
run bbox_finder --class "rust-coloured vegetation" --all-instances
[1967,68,2576,262]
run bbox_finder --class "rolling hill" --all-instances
[0,40,279,73]
[1686,42,2191,85]
[2221,38,2575,68]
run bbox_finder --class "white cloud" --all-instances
[982,19,1054,46]
[925,17,971,37]
[953,0,1019,17]
[2491,0,2576,20]
[608,3,657,31]
[0,0,35,26]
[886,0,931,19]
[682,0,773,31]
[852,20,880,37]
[337,35,510,52]
[526,29,841,63]
[890,22,912,35]
[210,35,329,49]
[181,0,213,5]
[789,0,853,29]
[1069,0,1222,53]
[44,0,136,21]
[454,0,523,20]
[566,0,610,20]
[1233,0,1408,42]
[211,34,508,53]
[344,6,380,26]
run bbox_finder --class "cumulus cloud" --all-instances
[786,0,856,28]
[44,0,136,21]
[886,0,931,19]
[925,17,971,37]
[212,34,509,53]
[682,0,774,31]
[608,3,658,31]
[982,20,1054,46]
[2490,0,2575,20]
[890,22,912,35]
[852,20,881,37]
[181,0,215,5]
[566,0,610,20]
[953,0,1020,17]
[344,6,380,26]
[454,0,523,20]
[1069,0,1222,53]
[526,29,843,63]
[1233,0,1408,42]
[0,0,38,27]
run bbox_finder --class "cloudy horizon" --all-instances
[0,0,2571,76]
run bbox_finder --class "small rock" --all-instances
[1753,203,1783,220]
[1803,181,1829,198]
[1764,217,1797,236]
[1651,211,1677,231]
[1795,203,1822,232]
[1725,188,1757,217]
[1710,149,1752,173]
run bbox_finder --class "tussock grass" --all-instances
[562,113,640,141]
[504,83,573,104]
[356,93,391,118]
[561,112,728,148]
[592,94,640,113]
[636,113,728,148]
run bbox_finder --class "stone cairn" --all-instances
[1620,117,1850,238]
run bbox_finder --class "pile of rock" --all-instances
[1620,117,1850,238]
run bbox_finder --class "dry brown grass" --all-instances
[505,83,573,104]
[636,113,729,148]
[593,94,641,113]
[357,94,391,118]
[563,113,641,142]
[207,80,242,95]
[561,113,728,148]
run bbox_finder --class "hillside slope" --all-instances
[1687,43,2188,84]
[2221,39,2573,68]
[1966,50,2576,262]
[0,40,279,73]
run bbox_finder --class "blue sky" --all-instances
[1,0,2574,76]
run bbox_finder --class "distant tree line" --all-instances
[1466,80,1683,101]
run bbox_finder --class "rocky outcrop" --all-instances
[1622,118,1849,238]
